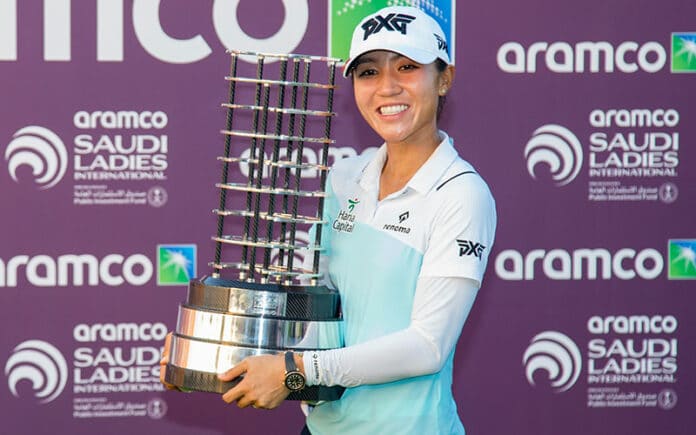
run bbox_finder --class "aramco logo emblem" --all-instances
[523,331,582,393]
[5,340,68,403]
[524,124,583,186]
[5,126,68,189]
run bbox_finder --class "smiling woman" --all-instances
[350,50,453,199]
[160,6,496,435]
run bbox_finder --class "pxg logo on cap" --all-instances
[361,12,416,40]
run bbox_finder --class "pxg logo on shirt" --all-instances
[362,13,416,40]
[457,240,486,260]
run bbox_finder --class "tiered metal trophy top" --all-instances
[164,50,343,401]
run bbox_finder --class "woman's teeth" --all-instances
[379,104,408,115]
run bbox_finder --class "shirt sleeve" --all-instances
[419,175,497,285]
[303,276,478,387]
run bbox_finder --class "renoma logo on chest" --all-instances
[361,13,416,40]
[383,211,412,234]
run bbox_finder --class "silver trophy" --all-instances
[164,50,343,401]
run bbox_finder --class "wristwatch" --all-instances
[283,351,306,391]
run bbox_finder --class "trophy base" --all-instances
[164,364,344,401]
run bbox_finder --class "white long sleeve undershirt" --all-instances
[303,276,479,387]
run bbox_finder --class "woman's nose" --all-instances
[376,70,401,96]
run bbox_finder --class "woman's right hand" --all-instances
[159,332,179,391]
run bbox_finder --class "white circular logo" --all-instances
[523,331,582,392]
[5,340,68,403]
[5,126,68,189]
[525,124,583,186]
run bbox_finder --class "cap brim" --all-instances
[342,47,440,77]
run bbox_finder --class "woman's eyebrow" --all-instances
[353,56,376,68]
[353,53,406,68]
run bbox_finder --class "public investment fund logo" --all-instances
[5,340,68,403]
[525,124,583,186]
[668,239,696,279]
[671,33,696,72]
[5,126,68,189]
[523,331,582,393]
[157,244,196,285]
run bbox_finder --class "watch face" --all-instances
[285,372,305,391]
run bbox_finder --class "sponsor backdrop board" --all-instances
[1,1,694,434]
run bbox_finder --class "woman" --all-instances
[163,6,496,434]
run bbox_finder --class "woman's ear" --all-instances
[438,65,455,96]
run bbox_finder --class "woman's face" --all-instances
[352,50,452,147]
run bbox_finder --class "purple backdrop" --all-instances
[2,1,695,434]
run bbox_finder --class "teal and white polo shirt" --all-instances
[306,132,496,435]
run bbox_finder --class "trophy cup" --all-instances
[164,50,343,401]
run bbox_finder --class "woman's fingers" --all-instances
[218,359,247,382]
[220,355,289,409]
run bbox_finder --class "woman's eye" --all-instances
[399,63,418,71]
[357,68,377,77]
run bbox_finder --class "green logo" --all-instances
[157,244,196,285]
[347,198,360,212]
[328,1,454,62]
[668,239,696,279]
[671,33,696,73]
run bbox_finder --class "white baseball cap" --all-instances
[342,6,451,77]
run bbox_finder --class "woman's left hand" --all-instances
[219,354,290,409]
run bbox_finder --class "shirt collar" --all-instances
[357,131,457,195]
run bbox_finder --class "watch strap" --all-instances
[285,351,298,372]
